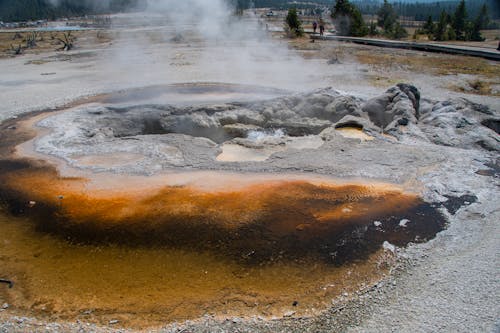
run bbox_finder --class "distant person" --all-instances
[319,20,325,36]
[313,21,317,34]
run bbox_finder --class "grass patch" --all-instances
[356,49,500,79]
[366,74,405,87]
[288,36,321,51]
[0,30,111,59]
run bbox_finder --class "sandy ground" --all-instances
[0,13,499,333]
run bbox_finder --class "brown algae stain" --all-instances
[0,159,446,328]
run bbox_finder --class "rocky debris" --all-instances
[267,117,331,136]
[382,241,396,253]
[481,118,500,135]
[160,112,227,143]
[398,219,410,228]
[222,123,262,137]
[419,98,499,151]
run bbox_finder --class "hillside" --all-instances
[0,0,498,23]
[0,0,144,22]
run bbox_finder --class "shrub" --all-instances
[286,8,303,37]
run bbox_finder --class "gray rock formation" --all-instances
[361,83,420,132]
[33,84,499,176]
[420,98,499,151]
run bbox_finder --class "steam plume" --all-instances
[106,0,322,90]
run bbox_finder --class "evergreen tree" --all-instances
[423,15,435,35]
[469,19,484,41]
[349,6,368,37]
[452,0,467,40]
[332,0,353,36]
[377,0,397,33]
[392,21,408,40]
[331,0,367,37]
[434,10,449,41]
[446,26,456,40]
[285,8,303,37]
[475,4,490,30]
[376,0,406,39]
[332,0,352,17]
[369,21,378,36]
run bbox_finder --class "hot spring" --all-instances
[0,83,446,328]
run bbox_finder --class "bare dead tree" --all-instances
[57,32,74,51]
[26,31,39,48]
[10,44,23,55]
[12,32,22,40]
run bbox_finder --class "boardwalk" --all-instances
[311,34,500,61]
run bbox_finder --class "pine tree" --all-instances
[434,10,449,41]
[423,15,435,35]
[333,0,352,17]
[332,0,354,36]
[331,0,368,37]
[286,8,303,37]
[377,0,397,33]
[392,21,408,40]
[369,21,378,36]
[475,4,490,30]
[446,26,456,40]
[452,0,467,40]
[469,19,484,41]
[350,6,368,37]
